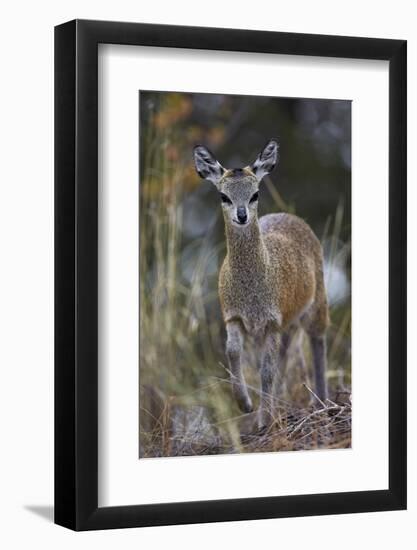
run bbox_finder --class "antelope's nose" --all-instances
[237,207,247,224]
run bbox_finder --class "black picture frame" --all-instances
[55,19,407,531]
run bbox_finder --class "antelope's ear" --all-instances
[193,145,225,187]
[249,139,279,181]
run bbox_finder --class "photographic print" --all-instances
[139,91,351,458]
[55,21,406,529]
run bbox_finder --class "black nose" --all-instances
[237,207,247,223]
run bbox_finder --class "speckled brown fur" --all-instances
[193,140,330,427]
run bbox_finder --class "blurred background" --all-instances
[139,91,351,458]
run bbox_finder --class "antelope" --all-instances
[193,140,330,429]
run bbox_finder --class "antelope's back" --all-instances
[260,213,324,327]
[260,212,322,259]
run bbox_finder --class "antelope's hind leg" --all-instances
[225,321,253,414]
[303,268,330,402]
[303,308,329,402]
[309,334,328,401]
[258,330,280,430]
[276,325,298,396]
[278,327,294,368]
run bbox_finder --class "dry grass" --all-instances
[139,379,351,458]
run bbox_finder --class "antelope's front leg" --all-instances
[258,330,280,429]
[225,321,253,413]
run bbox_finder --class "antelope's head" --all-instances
[193,140,279,227]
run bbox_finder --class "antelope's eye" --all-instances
[220,193,232,205]
[249,191,259,203]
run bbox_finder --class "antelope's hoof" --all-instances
[232,384,253,413]
[242,401,254,414]
[256,423,268,436]
[235,394,253,414]
[257,411,274,432]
